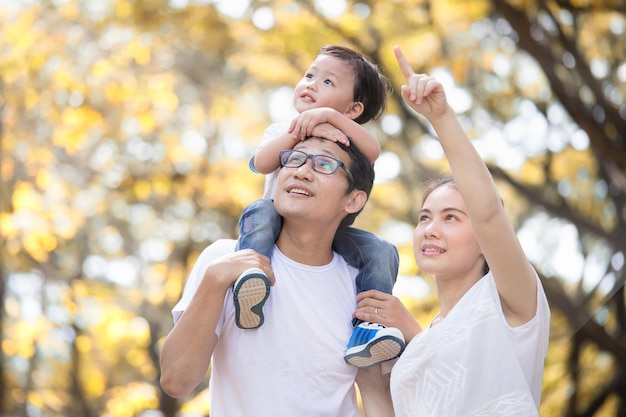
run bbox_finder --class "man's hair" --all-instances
[317,45,391,125]
[333,138,375,229]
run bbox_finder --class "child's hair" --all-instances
[317,45,391,125]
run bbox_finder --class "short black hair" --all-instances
[332,138,375,228]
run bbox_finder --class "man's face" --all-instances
[273,138,358,227]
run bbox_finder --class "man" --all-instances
[160,136,394,416]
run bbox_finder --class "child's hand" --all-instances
[394,45,451,122]
[309,123,350,146]
[288,108,335,141]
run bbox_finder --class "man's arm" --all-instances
[159,247,273,397]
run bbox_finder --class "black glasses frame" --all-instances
[279,149,355,186]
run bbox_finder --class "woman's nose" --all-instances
[424,222,439,238]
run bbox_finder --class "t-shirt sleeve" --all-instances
[249,123,289,173]
[171,239,237,323]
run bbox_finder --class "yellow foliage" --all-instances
[151,174,172,197]
[398,244,418,276]
[165,264,186,306]
[2,8,37,49]
[4,319,47,358]
[23,231,57,263]
[137,110,157,133]
[181,387,211,415]
[105,383,159,417]
[79,366,106,398]
[551,147,595,179]
[12,182,42,212]
[130,40,151,66]
[53,107,104,155]
[105,82,136,103]
[116,0,133,19]
[0,212,17,238]
[75,334,92,354]
[28,389,64,412]
[134,179,152,201]
[1,154,14,180]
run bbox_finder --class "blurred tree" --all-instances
[0,0,624,416]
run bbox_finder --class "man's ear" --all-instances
[344,189,367,214]
[344,101,364,120]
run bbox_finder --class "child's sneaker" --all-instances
[233,268,270,329]
[344,322,405,368]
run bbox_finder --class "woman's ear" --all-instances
[344,101,364,120]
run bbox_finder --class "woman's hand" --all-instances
[354,289,423,343]
[394,45,451,122]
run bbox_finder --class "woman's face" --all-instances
[413,185,485,280]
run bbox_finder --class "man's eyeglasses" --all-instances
[279,149,355,185]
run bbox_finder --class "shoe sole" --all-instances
[344,336,404,368]
[233,273,270,329]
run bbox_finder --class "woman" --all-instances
[353,46,550,416]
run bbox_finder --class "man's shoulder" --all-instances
[198,239,237,261]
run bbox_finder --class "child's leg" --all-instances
[233,199,282,329]
[236,199,282,257]
[332,227,399,296]
[334,227,405,368]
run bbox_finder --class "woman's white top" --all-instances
[390,271,550,417]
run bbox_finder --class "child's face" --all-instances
[293,54,357,115]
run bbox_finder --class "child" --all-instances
[234,45,404,368]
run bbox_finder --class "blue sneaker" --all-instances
[344,322,405,368]
[233,268,270,329]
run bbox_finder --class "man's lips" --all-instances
[286,185,313,197]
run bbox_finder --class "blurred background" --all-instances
[1,0,625,416]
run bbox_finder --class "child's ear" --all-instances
[344,101,364,120]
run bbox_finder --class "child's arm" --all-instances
[290,108,381,164]
[254,109,382,173]
[252,122,345,174]
[252,129,301,174]
[395,45,538,326]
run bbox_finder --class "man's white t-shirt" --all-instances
[172,239,361,417]
[390,271,550,417]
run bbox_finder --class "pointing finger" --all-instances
[394,45,414,79]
